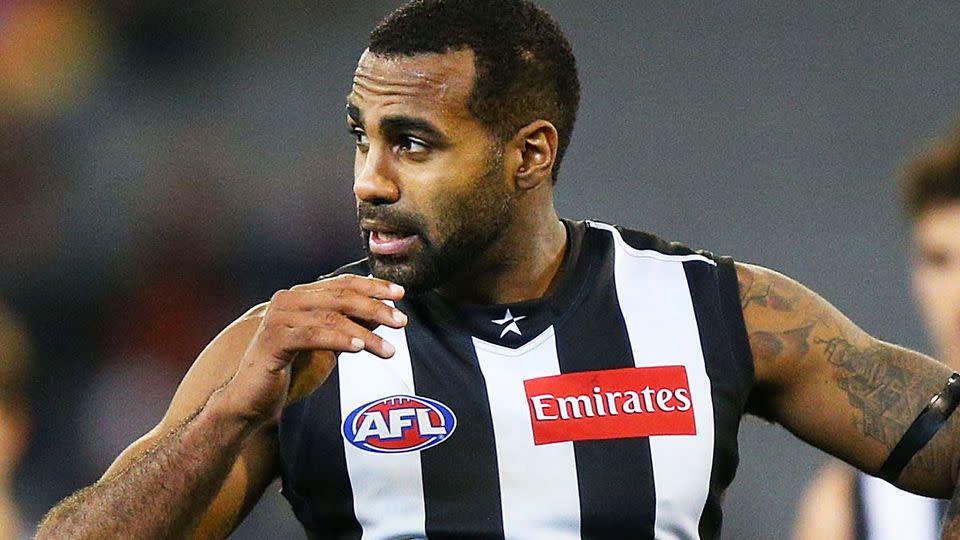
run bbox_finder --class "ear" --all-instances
[509,120,559,190]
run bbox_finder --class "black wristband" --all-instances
[876,372,960,483]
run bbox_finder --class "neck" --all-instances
[437,206,567,305]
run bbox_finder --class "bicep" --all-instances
[739,263,958,496]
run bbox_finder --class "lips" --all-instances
[369,229,418,255]
[359,216,418,256]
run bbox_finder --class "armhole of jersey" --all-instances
[716,256,755,412]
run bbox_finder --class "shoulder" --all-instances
[732,261,856,377]
[584,220,736,276]
[584,220,721,261]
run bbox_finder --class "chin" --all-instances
[368,256,441,295]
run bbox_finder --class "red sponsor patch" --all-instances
[524,366,696,445]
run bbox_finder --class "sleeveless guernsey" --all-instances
[278,220,754,539]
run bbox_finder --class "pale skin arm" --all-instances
[35,275,407,539]
[792,461,856,540]
[738,263,960,498]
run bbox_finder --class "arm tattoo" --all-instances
[739,263,952,482]
[814,337,933,467]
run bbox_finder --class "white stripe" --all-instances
[473,328,582,540]
[861,474,940,540]
[338,321,427,540]
[605,226,715,540]
[586,220,718,266]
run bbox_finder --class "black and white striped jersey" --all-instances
[279,219,754,539]
[852,472,947,540]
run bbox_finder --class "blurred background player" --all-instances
[794,123,960,540]
[0,301,33,540]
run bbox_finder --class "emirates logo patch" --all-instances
[524,366,696,445]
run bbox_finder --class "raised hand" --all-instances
[221,274,407,427]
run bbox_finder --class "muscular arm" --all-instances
[739,262,960,498]
[36,275,405,539]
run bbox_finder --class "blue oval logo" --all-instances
[343,394,457,453]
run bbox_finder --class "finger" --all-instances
[292,275,404,301]
[335,318,397,359]
[273,312,397,359]
[333,293,407,328]
[280,325,367,357]
[270,300,404,333]
[271,288,406,328]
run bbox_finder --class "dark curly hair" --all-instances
[369,0,580,183]
[901,123,960,219]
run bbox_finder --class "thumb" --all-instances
[287,350,337,406]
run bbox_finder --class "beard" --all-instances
[358,149,515,294]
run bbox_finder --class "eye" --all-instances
[921,250,949,269]
[349,127,369,150]
[398,136,429,155]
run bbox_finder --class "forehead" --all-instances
[348,48,477,123]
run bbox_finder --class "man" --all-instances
[794,126,960,540]
[34,1,960,538]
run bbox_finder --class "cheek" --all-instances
[913,269,955,329]
[407,172,474,227]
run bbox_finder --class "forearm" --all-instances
[36,391,255,539]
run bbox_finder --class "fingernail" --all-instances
[382,341,396,357]
[393,310,407,325]
[390,284,405,296]
[351,338,365,350]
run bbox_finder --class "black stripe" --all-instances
[405,299,505,540]
[278,367,362,539]
[715,257,755,406]
[554,231,656,540]
[683,258,752,539]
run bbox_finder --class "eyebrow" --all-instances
[346,103,363,125]
[346,102,450,148]
[380,116,448,146]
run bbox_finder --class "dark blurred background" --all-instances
[2,1,960,538]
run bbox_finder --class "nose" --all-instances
[353,147,400,205]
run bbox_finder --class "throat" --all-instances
[437,218,569,305]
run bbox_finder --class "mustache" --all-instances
[357,203,427,236]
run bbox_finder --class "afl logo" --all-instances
[343,395,457,453]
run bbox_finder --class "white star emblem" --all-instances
[491,309,526,338]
